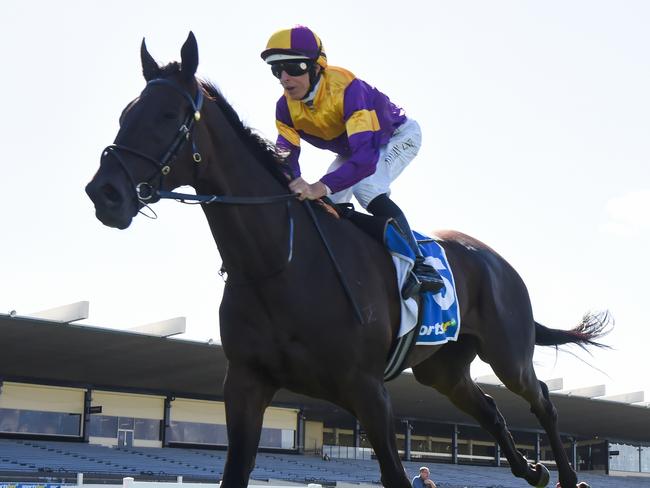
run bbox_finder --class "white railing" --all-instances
[123,478,322,488]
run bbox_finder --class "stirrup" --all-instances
[401,258,445,299]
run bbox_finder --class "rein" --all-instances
[104,76,364,324]
[157,189,297,205]
[159,190,365,324]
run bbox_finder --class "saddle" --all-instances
[326,200,460,381]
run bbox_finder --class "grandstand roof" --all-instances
[1,313,649,443]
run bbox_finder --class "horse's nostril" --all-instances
[101,184,122,204]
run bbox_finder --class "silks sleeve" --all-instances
[275,97,301,179]
[320,79,382,193]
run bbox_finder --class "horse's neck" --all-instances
[197,104,294,279]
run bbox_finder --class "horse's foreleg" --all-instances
[221,364,277,488]
[347,377,412,488]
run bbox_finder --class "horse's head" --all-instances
[86,32,204,229]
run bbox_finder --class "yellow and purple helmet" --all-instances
[261,26,328,69]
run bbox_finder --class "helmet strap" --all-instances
[302,64,322,101]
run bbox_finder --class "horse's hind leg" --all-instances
[491,361,587,488]
[345,376,412,488]
[413,338,550,488]
[485,338,587,488]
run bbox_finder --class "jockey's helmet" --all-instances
[261,26,328,70]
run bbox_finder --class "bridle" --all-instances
[98,76,364,324]
[102,77,299,208]
[101,77,205,205]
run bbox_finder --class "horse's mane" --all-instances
[195,77,292,189]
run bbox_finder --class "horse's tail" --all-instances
[535,311,613,351]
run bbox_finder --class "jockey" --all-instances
[261,25,443,298]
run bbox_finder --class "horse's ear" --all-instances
[180,31,199,80]
[141,38,160,81]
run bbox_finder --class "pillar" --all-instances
[451,425,459,465]
[82,389,92,442]
[296,409,305,453]
[162,396,173,447]
[404,420,412,461]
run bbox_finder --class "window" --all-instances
[610,443,641,472]
[89,415,161,440]
[118,417,135,430]
[0,408,80,436]
[259,427,295,449]
[169,420,228,445]
[135,418,161,440]
[323,431,336,445]
[89,415,118,437]
[168,421,294,448]
[338,433,354,447]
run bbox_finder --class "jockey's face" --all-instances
[279,65,319,100]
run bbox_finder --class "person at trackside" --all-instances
[260,25,443,298]
[412,466,437,488]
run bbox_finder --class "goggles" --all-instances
[271,60,312,79]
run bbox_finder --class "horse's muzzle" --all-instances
[85,179,135,230]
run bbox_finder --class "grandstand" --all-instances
[1,439,650,487]
[1,307,649,487]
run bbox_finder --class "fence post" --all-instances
[77,473,83,486]
[123,477,135,488]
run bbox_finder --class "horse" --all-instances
[85,33,610,488]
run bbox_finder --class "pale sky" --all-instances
[2,1,649,405]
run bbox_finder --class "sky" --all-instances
[1,1,649,405]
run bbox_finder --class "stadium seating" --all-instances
[1,439,650,488]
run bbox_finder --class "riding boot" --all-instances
[331,202,391,243]
[391,214,445,299]
[367,193,445,299]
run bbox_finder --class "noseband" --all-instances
[101,77,204,204]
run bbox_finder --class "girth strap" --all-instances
[383,314,419,381]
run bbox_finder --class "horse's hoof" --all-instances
[577,483,590,488]
[530,463,550,487]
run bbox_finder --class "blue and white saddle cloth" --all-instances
[384,226,461,345]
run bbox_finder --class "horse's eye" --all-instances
[163,111,178,120]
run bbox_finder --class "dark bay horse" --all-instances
[86,33,609,488]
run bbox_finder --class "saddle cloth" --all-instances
[384,226,461,345]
